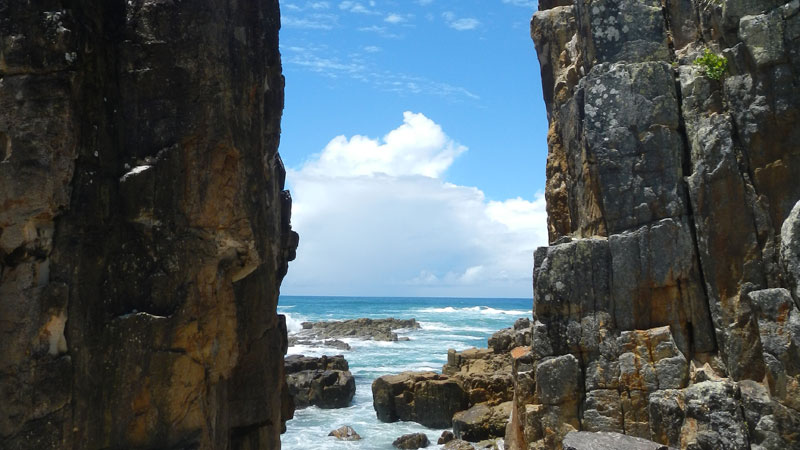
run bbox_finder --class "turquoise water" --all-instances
[279,296,531,449]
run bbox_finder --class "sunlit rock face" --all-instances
[0,1,297,449]
[509,0,800,448]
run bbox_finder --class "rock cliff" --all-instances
[508,0,800,449]
[0,1,297,449]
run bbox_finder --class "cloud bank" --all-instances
[283,112,548,298]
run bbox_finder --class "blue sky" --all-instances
[278,0,550,298]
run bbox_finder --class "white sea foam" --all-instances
[284,312,305,334]
[417,305,529,316]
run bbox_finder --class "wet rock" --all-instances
[392,432,430,449]
[298,318,420,341]
[328,425,361,441]
[452,401,512,442]
[373,372,468,428]
[288,336,352,351]
[438,430,456,444]
[286,355,356,409]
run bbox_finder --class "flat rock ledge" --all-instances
[285,354,355,409]
[563,431,676,450]
[297,317,420,341]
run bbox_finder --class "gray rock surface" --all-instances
[452,401,512,442]
[506,0,800,449]
[563,431,674,450]
[372,372,469,428]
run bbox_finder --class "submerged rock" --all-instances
[286,355,356,409]
[392,432,431,449]
[298,317,420,341]
[328,425,361,441]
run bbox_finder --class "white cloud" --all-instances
[417,0,434,5]
[301,112,466,178]
[363,45,381,53]
[339,1,378,14]
[310,1,330,9]
[442,12,480,31]
[385,13,407,24]
[283,112,548,298]
[502,0,537,7]
[283,13,338,29]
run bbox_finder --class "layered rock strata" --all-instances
[508,0,800,449]
[0,1,297,449]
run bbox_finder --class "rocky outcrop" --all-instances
[487,318,532,354]
[298,317,420,341]
[372,372,469,428]
[288,336,352,350]
[509,0,800,449]
[0,2,296,449]
[285,355,356,409]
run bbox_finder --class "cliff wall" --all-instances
[0,1,297,449]
[508,0,800,448]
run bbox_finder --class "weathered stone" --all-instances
[488,318,531,354]
[535,354,582,405]
[562,431,674,450]
[783,201,800,307]
[452,402,512,442]
[372,372,468,428]
[297,317,420,341]
[392,432,430,449]
[0,1,296,449]
[286,367,356,409]
[438,430,456,444]
[443,439,476,450]
[328,425,361,441]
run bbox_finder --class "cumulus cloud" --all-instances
[443,12,480,31]
[282,112,548,298]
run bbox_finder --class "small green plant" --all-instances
[694,49,728,80]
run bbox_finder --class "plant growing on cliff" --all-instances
[694,49,728,80]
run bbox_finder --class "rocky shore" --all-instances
[372,318,531,443]
[285,355,356,409]
[296,317,420,342]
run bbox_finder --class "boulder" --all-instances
[438,430,455,444]
[328,426,361,441]
[372,371,469,428]
[286,355,355,409]
[392,432,430,449]
[562,431,675,450]
[452,402,513,442]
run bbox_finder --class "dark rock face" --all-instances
[439,430,456,444]
[507,0,800,449]
[328,425,362,441]
[286,355,356,409]
[392,432,431,449]
[298,317,420,341]
[0,1,296,449]
[372,372,469,428]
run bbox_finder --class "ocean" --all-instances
[278,295,531,449]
